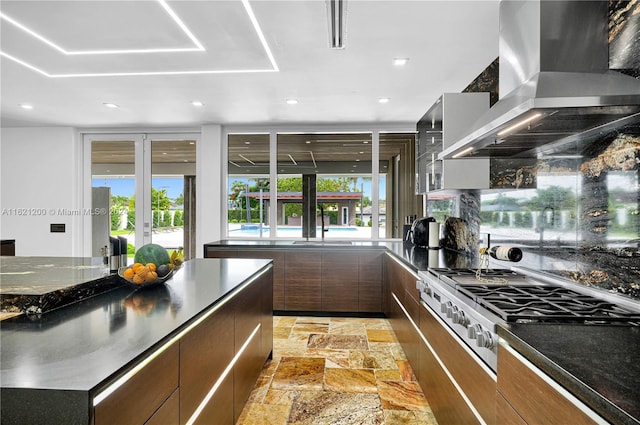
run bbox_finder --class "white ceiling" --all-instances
[0,0,500,128]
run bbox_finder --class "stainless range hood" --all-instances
[440,0,640,159]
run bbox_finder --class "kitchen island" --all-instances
[0,258,273,425]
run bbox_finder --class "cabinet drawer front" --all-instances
[497,341,602,425]
[418,340,481,425]
[180,302,235,424]
[94,343,179,425]
[419,303,496,424]
[145,388,179,425]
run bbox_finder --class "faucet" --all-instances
[537,206,555,247]
[320,206,328,240]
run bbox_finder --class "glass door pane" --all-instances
[227,134,270,238]
[150,137,197,260]
[277,133,372,240]
[90,139,138,263]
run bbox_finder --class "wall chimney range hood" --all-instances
[440,0,640,159]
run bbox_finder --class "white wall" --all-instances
[198,125,223,255]
[1,127,81,256]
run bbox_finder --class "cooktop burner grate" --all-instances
[459,285,640,324]
[430,268,517,277]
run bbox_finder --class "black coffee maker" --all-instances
[407,217,436,248]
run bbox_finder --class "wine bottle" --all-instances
[488,246,523,262]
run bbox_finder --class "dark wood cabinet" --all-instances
[179,301,235,425]
[285,251,322,311]
[419,302,495,425]
[322,251,359,311]
[205,246,383,314]
[497,341,602,425]
[358,251,383,312]
[0,240,15,256]
[94,343,179,425]
[233,249,285,310]
[384,254,421,379]
[146,389,180,425]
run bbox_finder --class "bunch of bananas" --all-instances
[170,247,184,269]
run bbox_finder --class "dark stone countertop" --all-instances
[0,239,15,244]
[0,258,272,424]
[204,240,484,271]
[498,323,640,425]
[0,257,123,314]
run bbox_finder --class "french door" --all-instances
[83,133,197,260]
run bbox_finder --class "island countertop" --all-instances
[0,258,272,423]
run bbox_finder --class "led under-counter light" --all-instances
[0,0,279,77]
[497,112,543,137]
[452,146,474,158]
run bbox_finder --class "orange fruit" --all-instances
[133,274,145,284]
[132,263,144,273]
[123,267,134,279]
[147,263,156,272]
[145,271,158,282]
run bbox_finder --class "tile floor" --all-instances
[236,316,438,425]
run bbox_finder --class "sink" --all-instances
[292,241,353,246]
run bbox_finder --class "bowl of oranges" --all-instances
[119,262,174,288]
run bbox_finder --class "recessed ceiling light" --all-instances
[286,99,298,105]
[305,141,311,144]
[378,98,390,104]
[103,102,119,109]
[393,58,409,66]
[191,101,204,107]
[19,103,33,110]
[245,141,251,145]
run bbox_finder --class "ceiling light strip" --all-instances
[1,0,278,77]
[0,2,204,56]
[0,12,66,53]
[157,0,205,51]
[0,51,50,76]
[241,0,279,72]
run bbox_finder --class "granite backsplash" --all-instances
[429,130,639,301]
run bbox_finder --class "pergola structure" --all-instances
[244,191,363,226]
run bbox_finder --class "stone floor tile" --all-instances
[271,357,325,390]
[324,368,378,393]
